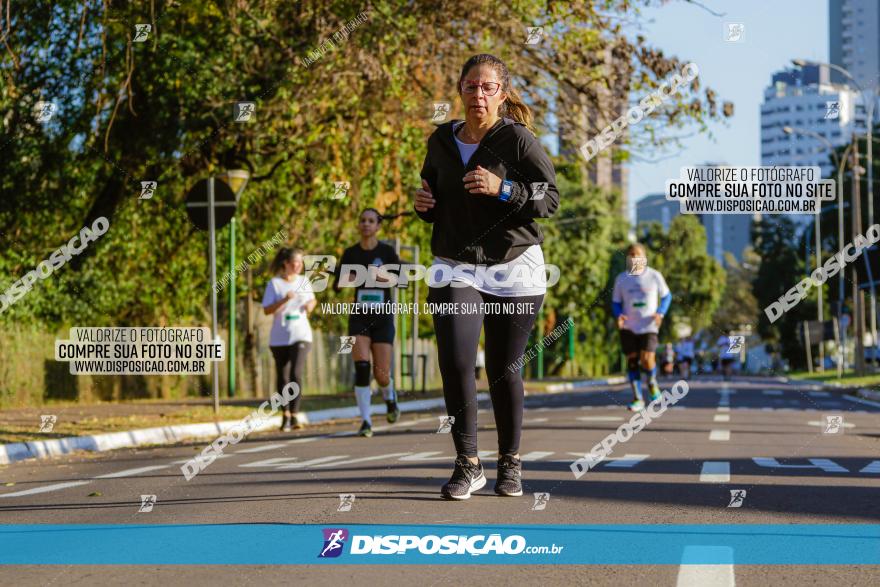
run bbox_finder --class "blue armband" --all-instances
[612,301,623,318]
[658,293,672,315]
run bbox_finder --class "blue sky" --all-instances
[625,0,828,222]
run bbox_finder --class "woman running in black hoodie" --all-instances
[414,54,559,500]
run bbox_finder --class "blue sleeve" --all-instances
[612,301,623,318]
[658,293,672,315]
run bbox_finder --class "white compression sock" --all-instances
[379,378,395,402]
[355,385,372,425]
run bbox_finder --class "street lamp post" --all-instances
[792,59,877,361]
[783,125,832,370]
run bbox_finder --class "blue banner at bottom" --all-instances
[1,524,878,564]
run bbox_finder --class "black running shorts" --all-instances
[619,329,659,355]
[348,313,395,344]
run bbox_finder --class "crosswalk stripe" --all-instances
[520,451,555,462]
[717,406,730,412]
[577,416,624,422]
[0,481,91,498]
[523,418,549,423]
[859,460,880,474]
[713,414,730,422]
[234,443,287,454]
[399,452,450,461]
[279,455,350,469]
[95,465,170,478]
[239,457,301,468]
[709,430,730,441]
[700,461,730,483]
[312,452,411,468]
[603,454,649,468]
[676,546,735,587]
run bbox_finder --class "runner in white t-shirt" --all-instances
[611,243,672,411]
[262,247,316,431]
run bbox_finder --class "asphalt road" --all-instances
[1,376,878,585]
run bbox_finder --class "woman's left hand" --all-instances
[463,165,502,196]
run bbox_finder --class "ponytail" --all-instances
[502,85,534,133]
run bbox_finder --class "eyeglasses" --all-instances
[460,79,502,96]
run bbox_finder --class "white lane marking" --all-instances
[807,420,855,429]
[287,437,322,444]
[0,481,91,498]
[171,455,231,465]
[713,414,730,423]
[240,457,301,468]
[808,391,831,398]
[565,453,650,468]
[312,452,411,468]
[700,462,730,483]
[842,394,880,409]
[763,390,783,396]
[478,450,496,459]
[524,418,549,423]
[94,465,170,479]
[603,454,649,468]
[859,460,880,474]
[279,455,350,470]
[234,443,287,454]
[717,406,730,412]
[577,416,624,422]
[753,457,848,473]
[709,430,730,441]
[676,546,735,587]
[399,452,450,462]
[520,451,555,462]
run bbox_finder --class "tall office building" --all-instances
[830,0,880,90]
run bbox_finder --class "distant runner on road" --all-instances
[612,243,672,411]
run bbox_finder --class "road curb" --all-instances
[0,394,472,466]
[788,376,880,404]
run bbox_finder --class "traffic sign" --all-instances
[185,178,236,231]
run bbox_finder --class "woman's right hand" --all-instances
[414,179,435,212]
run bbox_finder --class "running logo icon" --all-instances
[332,182,350,200]
[234,102,256,122]
[726,335,745,355]
[823,414,844,434]
[525,26,543,44]
[531,492,550,511]
[725,23,745,42]
[319,528,349,558]
[437,415,455,433]
[133,24,151,42]
[140,181,157,200]
[432,102,451,123]
[299,255,336,292]
[727,489,746,508]
[139,494,157,512]
[337,336,356,354]
[531,182,548,201]
[34,101,56,122]
[39,414,57,432]
[825,101,840,120]
[337,494,355,512]
[628,256,647,275]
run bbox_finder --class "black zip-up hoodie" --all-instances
[416,117,559,265]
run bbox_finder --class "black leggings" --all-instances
[429,284,543,457]
[270,341,311,413]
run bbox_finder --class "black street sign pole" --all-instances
[208,177,219,416]
[185,177,236,417]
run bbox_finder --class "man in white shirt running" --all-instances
[612,244,672,411]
